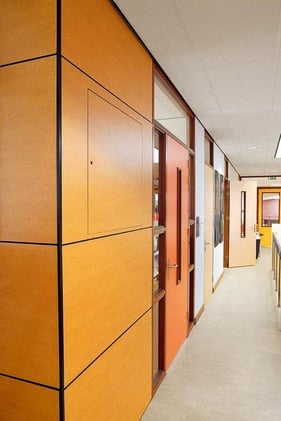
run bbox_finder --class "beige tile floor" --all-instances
[141,247,281,421]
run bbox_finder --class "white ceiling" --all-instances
[113,0,281,177]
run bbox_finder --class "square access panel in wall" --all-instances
[87,90,147,236]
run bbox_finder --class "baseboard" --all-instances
[213,271,224,292]
[194,304,204,325]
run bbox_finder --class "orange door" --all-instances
[165,135,189,369]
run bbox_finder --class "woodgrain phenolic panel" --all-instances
[88,90,145,235]
[0,244,59,387]
[0,0,56,66]
[62,59,152,243]
[63,229,152,384]
[61,0,152,120]
[0,57,57,243]
[0,376,59,421]
[64,311,152,421]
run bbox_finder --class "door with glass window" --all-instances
[165,135,189,369]
[229,180,257,267]
[258,188,281,247]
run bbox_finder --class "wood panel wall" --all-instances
[64,312,152,421]
[61,2,153,418]
[63,229,152,384]
[62,0,152,120]
[0,0,56,65]
[0,58,57,243]
[0,4,59,419]
[0,376,59,421]
[1,0,153,419]
[0,244,59,386]
[62,59,152,244]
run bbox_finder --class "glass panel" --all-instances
[152,303,159,379]
[153,133,160,227]
[205,137,211,165]
[177,167,182,284]
[241,191,246,238]
[154,76,189,145]
[262,192,280,227]
[153,235,160,292]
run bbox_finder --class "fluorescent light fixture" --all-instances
[274,134,281,158]
[247,146,256,150]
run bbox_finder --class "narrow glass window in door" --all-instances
[262,192,280,227]
[152,129,166,392]
[241,191,246,238]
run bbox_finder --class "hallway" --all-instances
[142,248,281,421]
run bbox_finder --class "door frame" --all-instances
[257,187,281,247]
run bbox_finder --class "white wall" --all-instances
[228,163,239,181]
[194,119,205,316]
[213,144,225,287]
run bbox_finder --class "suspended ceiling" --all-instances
[113,0,281,178]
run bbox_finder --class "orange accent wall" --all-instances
[165,136,189,369]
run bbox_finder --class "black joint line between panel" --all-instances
[56,1,64,420]
[0,373,60,392]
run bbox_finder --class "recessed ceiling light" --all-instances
[247,146,257,150]
[274,134,281,158]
